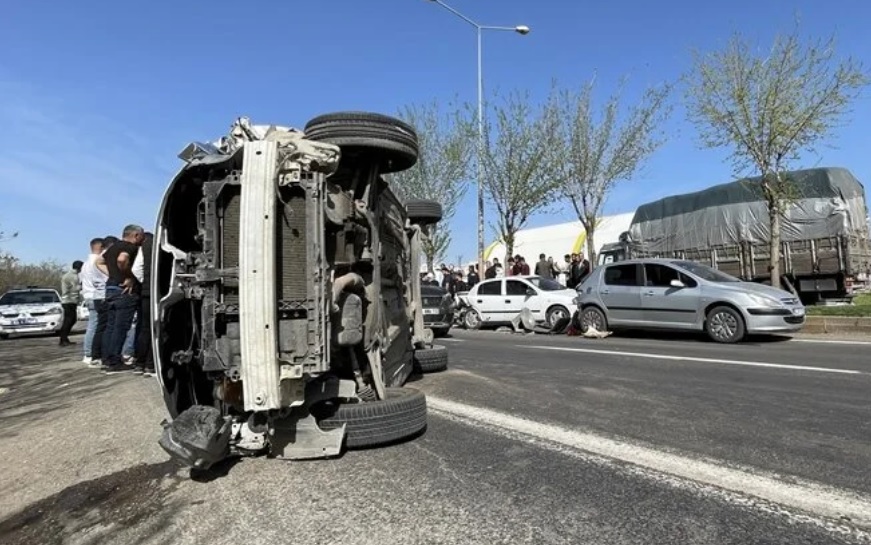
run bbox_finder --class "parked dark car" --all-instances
[421,284,454,337]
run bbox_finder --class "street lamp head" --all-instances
[515,25,530,35]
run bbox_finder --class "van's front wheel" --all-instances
[314,387,427,448]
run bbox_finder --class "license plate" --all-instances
[792,308,805,316]
[422,308,439,315]
[17,318,37,325]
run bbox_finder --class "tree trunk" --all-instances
[585,227,597,268]
[768,204,782,289]
[503,231,515,267]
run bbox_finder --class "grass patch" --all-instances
[806,293,871,317]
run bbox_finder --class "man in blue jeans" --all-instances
[80,237,106,365]
[97,224,144,373]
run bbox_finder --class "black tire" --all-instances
[414,345,448,373]
[432,326,450,338]
[705,305,746,343]
[546,305,571,329]
[304,111,418,173]
[316,387,427,448]
[580,306,608,333]
[0,333,8,340]
[406,199,443,225]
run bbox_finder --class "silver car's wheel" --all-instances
[464,309,482,330]
[705,306,745,343]
[546,305,570,328]
[581,306,607,333]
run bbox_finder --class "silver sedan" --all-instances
[575,259,806,343]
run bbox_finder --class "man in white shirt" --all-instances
[80,237,108,365]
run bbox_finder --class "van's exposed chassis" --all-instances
[151,114,447,469]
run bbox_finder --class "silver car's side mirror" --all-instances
[670,279,686,289]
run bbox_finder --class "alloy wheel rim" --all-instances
[466,311,481,329]
[549,308,568,327]
[583,309,603,331]
[710,311,737,340]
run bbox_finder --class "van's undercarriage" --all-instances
[151,114,446,469]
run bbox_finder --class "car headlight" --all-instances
[746,294,782,308]
[46,307,63,315]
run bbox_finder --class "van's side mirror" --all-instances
[670,279,685,289]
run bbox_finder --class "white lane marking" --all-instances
[427,396,871,537]
[528,345,862,375]
[791,338,871,346]
[437,338,465,343]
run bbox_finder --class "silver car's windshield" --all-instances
[0,291,60,305]
[672,261,740,283]
[527,277,565,291]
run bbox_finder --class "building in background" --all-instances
[484,213,635,264]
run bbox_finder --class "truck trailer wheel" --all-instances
[304,111,419,173]
[315,387,427,448]
[414,344,448,373]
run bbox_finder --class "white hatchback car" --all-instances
[0,287,65,339]
[461,275,578,330]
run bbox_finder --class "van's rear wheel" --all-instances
[314,387,427,448]
[304,111,419,173]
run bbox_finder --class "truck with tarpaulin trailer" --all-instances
[598,167,871,303]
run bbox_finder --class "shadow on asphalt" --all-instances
[189,456,242,483]
[0,336,119,437]
[601,329,795,345]
[464,327,796,346]
[0,460,184,545]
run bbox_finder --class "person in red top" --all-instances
[517,255,531,275]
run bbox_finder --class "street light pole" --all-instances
[426,0,529,277]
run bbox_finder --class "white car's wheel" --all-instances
[464,309,482,330]
[546,305,570,328]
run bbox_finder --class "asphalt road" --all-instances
[1,328,870,545]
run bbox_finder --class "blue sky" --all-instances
[1,0,869,265]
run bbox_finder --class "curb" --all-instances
[803,316,871,335]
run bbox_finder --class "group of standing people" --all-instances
[421,251,592,294]
[65,224,155,375]
[531,253,592,289]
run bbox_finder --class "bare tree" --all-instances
[389,100,474,273]
[480,90,562,262]
[554,77,671,265]
[684,27,868,288]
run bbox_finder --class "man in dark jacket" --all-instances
[466,265,480,287]
[133,232,155,375]
[534,253,553,279]
[570,253,591,288]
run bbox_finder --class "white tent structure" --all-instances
[484,212,635,263]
